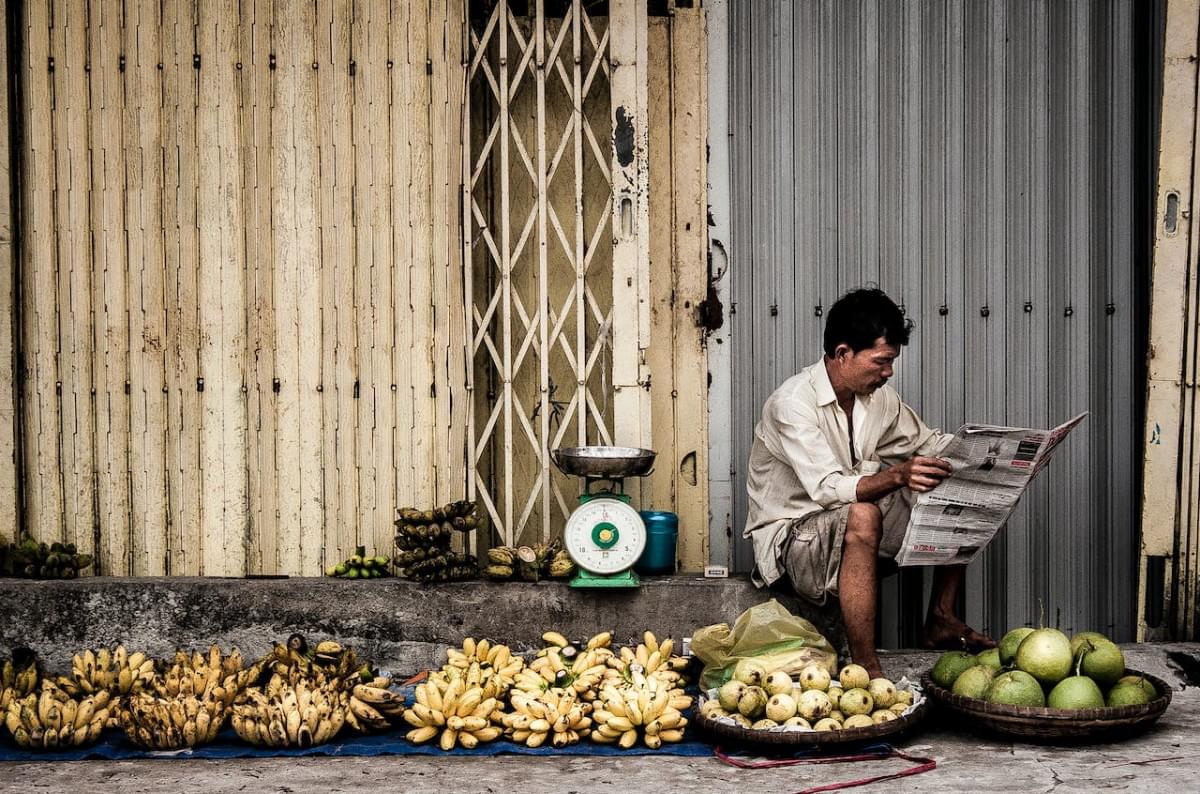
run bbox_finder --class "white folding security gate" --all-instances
[463,0,651,549]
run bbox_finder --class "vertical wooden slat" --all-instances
[409,0,434,508]
[445,0,468,535]
[197,0,249,575]
[58,0,98,557]
[270,0,324,575]
[0,1,18,537]
[243,0,277,574]
[669,6,709,570]
[351,0,377,558]
[19,0,62,549]
[646,18,674,516]
[434,0,467,513]
[295,0,324,576]
[124,0,168,575]
[390,0,414,526]
[163,0,202,574]
[273,0,303,573]
[609,0,652,461]
[318,0,356,567]
[89,0,131,574]
[368,0,397,556]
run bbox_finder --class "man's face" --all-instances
[833,337,899,395]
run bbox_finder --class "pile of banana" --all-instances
[154,646,260,707]
[394,501,481,584]
[0,539,94,579]
[514,631,614,699]
[232,677,349,748]
[346,677,408,732]
[118,691,226,749]
[484,542,574,582]
[1,649,40,710]
[403,675,505,750]
[502,687,592,748]
[55,647,156,705]
[324,546,391,579]
[3,683,112,749]
[590,673,692,749]
[260,637,368,686]
[606,632,690,687]
[441,638,525,700]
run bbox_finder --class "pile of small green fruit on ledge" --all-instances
[930,627,1158,710]
[699,658,915,732]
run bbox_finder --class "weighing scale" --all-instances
[550,446,656,588]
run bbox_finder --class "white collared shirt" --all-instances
[743,358,952,586]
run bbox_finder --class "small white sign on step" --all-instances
[704,565,728,578]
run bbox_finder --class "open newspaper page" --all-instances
[894,413,1087,566]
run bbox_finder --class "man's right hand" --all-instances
[893,456,952,493]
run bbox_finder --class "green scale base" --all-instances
[568,568,641,588]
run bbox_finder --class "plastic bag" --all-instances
[692,598,838,690]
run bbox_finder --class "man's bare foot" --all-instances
[920,618,995,653]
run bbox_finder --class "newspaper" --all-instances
[894,412,1088,567]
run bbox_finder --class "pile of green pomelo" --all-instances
[930,627,1158,710]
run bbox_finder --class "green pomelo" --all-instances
[1116,675,1158,701]
[1106,681,1152,707]
[1079,640,1125,688]
[1015,628,1073,685]
[986,670,1045,707]
[1069,631,1111,658]
[951,665,995,699]
[1047,676,1105,710]
[975,648,1002,672]
[931,651,977,689]
[998,627,1036,665]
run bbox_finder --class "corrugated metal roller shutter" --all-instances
[728,0,1162,644]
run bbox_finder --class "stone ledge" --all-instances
[0,575,844,675]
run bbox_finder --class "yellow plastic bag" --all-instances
[692,598,838,690]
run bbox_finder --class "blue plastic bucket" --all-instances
[635,511,678,575]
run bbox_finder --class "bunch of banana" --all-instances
[153,645,260,707]
[345,676,407,733]
[259,637,369,690]
[325,545,391,579]
[483,546,517,580]
[590,672,692,749]
[0,539,94,579]
[502,687,592,748]
[118,691,226,749]
[394,500,482,584]
[3,683,112,748]
[547,548,575,579]
[605,631,690,687]
[441,637,524,700]
[56,646,156,700]
[231,677,347,748]
[403,675,505,750]
[1,649,40,710]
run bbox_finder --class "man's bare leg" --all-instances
[921,565,996,650]
[839,503,885,678]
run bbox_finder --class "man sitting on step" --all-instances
[743,287,995,678]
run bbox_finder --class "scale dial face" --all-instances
[564,497,646,575]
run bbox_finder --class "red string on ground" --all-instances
[713,745,937,794]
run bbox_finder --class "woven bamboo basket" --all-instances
[693,693,930,747]
[920,668,1171,743]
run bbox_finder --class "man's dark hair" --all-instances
[822,288,912,357]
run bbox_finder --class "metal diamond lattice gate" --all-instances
[464,0,638,548]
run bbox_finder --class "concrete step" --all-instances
[0,575,844,675]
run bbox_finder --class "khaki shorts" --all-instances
[782,491,912,606]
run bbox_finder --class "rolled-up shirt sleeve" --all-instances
[772,402,863,508]
[876,400,953,463]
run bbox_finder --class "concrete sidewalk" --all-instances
[3,644,1197,794]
